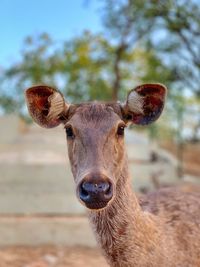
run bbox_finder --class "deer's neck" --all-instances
[88,156,164,267]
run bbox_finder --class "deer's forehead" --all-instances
[68,103,122,129]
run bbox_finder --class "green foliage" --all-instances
[1,30,142,114]
[59,31,113,101]
[5,33,56,84]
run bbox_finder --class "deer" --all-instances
[25,84,200,267]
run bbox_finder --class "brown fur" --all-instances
[65,103,200,267]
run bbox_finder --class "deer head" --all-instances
[25,84,166,210]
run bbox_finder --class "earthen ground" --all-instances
[0,246,109,267]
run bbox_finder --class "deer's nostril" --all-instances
[79,182,90,202]
[104,182,113,199]
[81,186,89,197]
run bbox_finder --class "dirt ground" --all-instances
[0,246,109,267]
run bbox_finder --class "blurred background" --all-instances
[0,0,200,266]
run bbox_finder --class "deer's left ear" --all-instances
[122,83,167,125]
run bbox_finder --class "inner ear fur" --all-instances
[123,83,167,125]
[25,85,68,128]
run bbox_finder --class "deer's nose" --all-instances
[78,175,113,210]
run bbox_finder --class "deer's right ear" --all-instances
[25,85,69,128]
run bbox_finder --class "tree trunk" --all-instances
[112,44,126,101]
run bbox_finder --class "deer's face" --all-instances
[25,84,166,210]
[65,104,126,209]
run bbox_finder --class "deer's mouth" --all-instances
[84,200,111,210]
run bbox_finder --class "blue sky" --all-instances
[0,0,102,67]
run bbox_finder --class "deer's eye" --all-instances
[117,124,125,136]
[65,126,75,139]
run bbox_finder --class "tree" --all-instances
[144,0,200,97]
[57,31,113,101]
[100,0,159,100]
[1,30,139,114]
[0,33,57,114]
[99,0,200,96]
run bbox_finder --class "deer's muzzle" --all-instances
[77,173,114,210]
